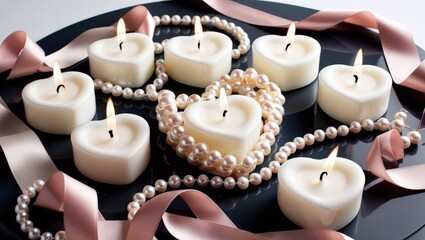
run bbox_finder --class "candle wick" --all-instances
[198,40,200,50]
[319,171,328,181]
[56,84,65,93]
[108,129,114,138]
[119,42,124,51]
[285,43,291,52]
[353,74,359,84]
[222,110,228,117]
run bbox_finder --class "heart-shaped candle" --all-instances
[183,94,262,161]
[277,147,365,230]
[164,21,232,88]
[88,19,154,88]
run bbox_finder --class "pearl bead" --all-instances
[274,151,287,163]
[232,49,241,59]
[24,186,37,198]
[222,155,237,170]
[260,132,275,145]
[29,227,41,240]
[142,185,156,198]
[154,78,165,89]
[219,19,228,30]
[285,142,297,154]
[211,176,223,188]
[153,16,160,26]
[249,173,262,186]
[279,146,291,157]
[304,133,315,146]
[407,131,422,144]
[201,15,210,25]
[176,94,189,109]
[401,136,411,149]
[54,231,67,240]
[161,15,171,25]
[376,118,390,131]
[122,88,134,99]
[264,121,280,135]
[362,119,375,131]
[238,44,249,54]
[21,220,33,232]
[158,72,169,82]
[337,125,349,137]
[112,85,123,97]
[350,121,362,133]
[241,155,256,171]
[314,129,326,142]
[260,167,272,180]
[193,143,208,159]
[133,192,146,205]
[325,126,338,139]
[156,59,165,66]
[134,89,145,101]
[181,15,191,25]
[189,94,201,104]
[224,177,236,190]
[94,79,103,89]
[166,113,183,128]
[391,119,405,132]
[293,137,305,150]
[168,175,181,189]
[250,150,264,165]
[16,211,29,223]
[17,194,30,205]
[393,111,408,122]
[256,74,270,88]
[237,176,249,190]
[155,179,168,192]
[210,16,220,26]
[179,135,195,149]
[171,15,181,25]
[127,201,140,212]
[41,232,53,240]
[192,15,201,25]
[197,174,209,187]
[15,203,29,213]
[255,141,271,155]
[268,160,280,174]
[101,82,113,94]
[267,111,283,125]
[183,175,195,188]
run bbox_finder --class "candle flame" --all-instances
[194,19,203,49]
[117,18,126,50]
[322,146,339,173]
[106,97,116,137]
[219,88,229,117]
[53,62,65,93]
[285,23,296,51]
[353,48,363,78]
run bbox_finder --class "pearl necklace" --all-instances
[94,14,251,101]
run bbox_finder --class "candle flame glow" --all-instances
[219,88,229,117]
[322,145,339,174]
[285,23,296,51]
[194,19,203,49]
[353,48,363,80]
[53,62,65,93]
[117,18,126,50]
[106,97,116,137]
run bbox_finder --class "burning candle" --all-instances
[88,18,154,88]
[277,146,365,230]
[71,98,150,185]
[183,89,262,160]
[317,49,392,124]
[164,20,232,88]
[252,23,321,91]
[22,63,96,134]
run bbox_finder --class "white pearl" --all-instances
[168,175,181,189]
[274,151,287,163]
[16,211,29,223]
[176,94,189,109]
[264,121,280,135]
[260,132,275,145]
[154,42,163,54]
[17,194,30,205]
[241,155,256,171]
[171,15,181,25]
[210,16,220,26]
[224,177,236,190]
[237,176,249,190]
[249,150,264,165]
[142,185,156,198]
[249,173,262,186]
[122,88,134,99]
[41,232,53,240]
[222,155,237,169]
[153,16,161,26]
[314,129,326,142]
[101,82,113,94]
[181,15,191,25]
[284,142,297,154]
[191,15,201,25]
[391,119,405,132]
[161,15,171,25]
[15,203,29,213]
[279,146,291,157]
[226,22,236,32]
[304,133,315,146]
[183,175,195,188]
[21,220,33,232]
[147,90,158,101]
[29,227,41,240]
[349,121,362,133]
[158,72,169,82]
[207,150,222,166]
[133,192,146,205]
[238,44,249,54]
[376,117,390,131]
[260,167,272,180]
[210,176,223,188]
[127,201,140,213]
[293,137,305,150]
[231,49,241,59]
[219,19,228,30]
[255,141,271,155]
[407,131,422,144]
[156,59,165,66]
[266,111,283,125]
[393,111,408,122]
[134,89,145,100]
[268,160,280,174]
[161,39,168,47]
[179,135,195,149]
[193,143,208,159]
[256,74,270,88]
[155,179,168,192]
[197,174,209,187]
[94,79,103,89]
[325,126,338,139]
[201,15,210,25]
[112,85,123,97]
[54,231,67,240]
[401,136,411,149]
[32,179,44,192]
[188,94,201,104]
[337,125,349,137]
[362,119,375,131]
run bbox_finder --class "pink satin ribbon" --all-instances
[366,129,425,190]
[202,0,425,93]
[0,5,154,80]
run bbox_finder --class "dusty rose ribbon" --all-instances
[366,129,425,190]
[202,0,425,93]
[0,5,154,80]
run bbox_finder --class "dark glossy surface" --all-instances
[1,1,425,239]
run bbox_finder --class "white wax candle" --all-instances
[183,95,262,161]
[71,113,150,185]
[277,156,365,230]
[252,34,321,91]
[22,71,96,134]
[164,31,232,88]
[88,33,154,88]
[318,64,392,124]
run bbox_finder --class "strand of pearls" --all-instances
[126,109,423,220]
[152,14,251,59]
[14,179,67,240]
[156,68,285,178]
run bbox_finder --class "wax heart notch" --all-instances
[156,68,286,178]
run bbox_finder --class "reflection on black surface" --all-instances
[1,1,425,239]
